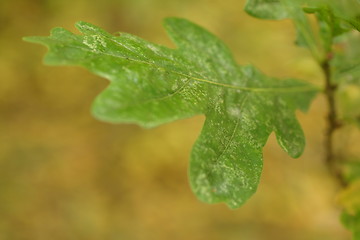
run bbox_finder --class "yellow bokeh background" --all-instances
[1,0,359,239]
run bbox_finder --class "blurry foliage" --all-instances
[335,32,360,127]
[339,169,360,239]
[1,0,358,239]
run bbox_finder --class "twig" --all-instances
[322,56,346,187]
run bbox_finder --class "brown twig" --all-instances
[322,57,347,187]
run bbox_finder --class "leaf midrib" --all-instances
[47,35,320,93]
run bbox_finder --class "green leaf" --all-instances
[342,160,360,183]
[333,32,360,85]
[334,31,360,127]
[24,18,318,208]
[339,179,360,239]
[245,0,322,60]
[244,0,293,20]
[245,0,360,25]
[339,159,360,239]
[337,84,360,128]
[245,0,360,60]
[305,3,360,51]
[341,211,360,239]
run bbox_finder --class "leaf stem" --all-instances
[293,16,323,63]
[322,55,346,187]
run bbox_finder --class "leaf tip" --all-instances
[162,17,189,31]
[22,36,35,42]
[22,35,48,45]
[22,36,51,52]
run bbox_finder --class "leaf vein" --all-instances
[53,37,319,93]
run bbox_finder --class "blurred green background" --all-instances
[0,0,358,239]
